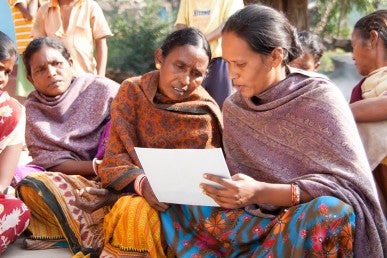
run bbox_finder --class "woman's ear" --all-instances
[271,47,284,68]
[68,58,73,67]
[369,30,379,49]
[154,48,163,69]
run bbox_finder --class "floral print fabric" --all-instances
[0,194,30,254]
[0,91,22,152]
[161,196,355,257]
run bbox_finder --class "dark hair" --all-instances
[23,37,71,76]
[222,4,302,64]
[298,31,325,62]
[160,27,211,61]
[0,31,18,62]
[354,10,387,47]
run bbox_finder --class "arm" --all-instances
[95,37,108,76]
[27,0,38,17]
[205,22,225,42]
[49,160,94,177]
[15,2,33,20]
[201,173,313,209]
[175,23,187,30]
[31,5,46,37]
[0,143,22,194]
[350,95,387,122]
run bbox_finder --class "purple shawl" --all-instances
[223,70,386,257]
[25,74,119,169]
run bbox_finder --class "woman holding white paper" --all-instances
[160,5,386,258]
[74,27,223,257]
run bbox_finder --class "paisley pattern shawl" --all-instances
[223,71,387,257]
[0,91,22,151]
[99,70,223,191]
[25,75,119,169]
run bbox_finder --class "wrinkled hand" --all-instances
[200,173,261,209]
[74,187,119,213]
[141,177,169,212]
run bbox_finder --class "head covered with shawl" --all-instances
[216,4,386,257]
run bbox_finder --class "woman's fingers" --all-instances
[203,173,236,189]
[84,187,109,196]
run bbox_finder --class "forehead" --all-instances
[351,29,363,42]
[0,56,17,68]
[167,44,207,59]
[222,32,253,59]
[165,44,209,67]
[30,46,65,64]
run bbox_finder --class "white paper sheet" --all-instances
[134,147,231,206]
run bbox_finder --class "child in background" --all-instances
[289,31,325,72]
[32,0,112,77]
[8,0,38,100]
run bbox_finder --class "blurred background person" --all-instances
[289,30,325,72]
[8,0,39,101]
[32,0,112,78]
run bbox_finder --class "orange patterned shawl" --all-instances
[99,70,223,191]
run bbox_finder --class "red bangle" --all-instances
[134,174,146,196]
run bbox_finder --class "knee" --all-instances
[310,196,355,219]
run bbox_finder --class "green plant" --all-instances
[311,0,380,38]
[106,0,174,77]
[319,48,346,74]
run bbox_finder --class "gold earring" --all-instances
[155,63,161,70]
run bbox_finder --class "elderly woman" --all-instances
[161,5,386,257]
[349,9,387,215]
[16,37,119,254]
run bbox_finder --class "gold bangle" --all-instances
[291,183,300,206]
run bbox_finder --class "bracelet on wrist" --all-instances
[291,183,301,206]
[134,174,146,196]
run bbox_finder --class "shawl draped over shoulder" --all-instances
[25,74,119,169]
[0,91,24,152]
[223,70,387,257]
[99,70,223,191]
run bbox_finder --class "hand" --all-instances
[141,177,169,212]
[200,173,261,209]
[74,187,119,213]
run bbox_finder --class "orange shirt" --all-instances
[8,0,34,54]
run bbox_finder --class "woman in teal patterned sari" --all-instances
[161,5,386,257]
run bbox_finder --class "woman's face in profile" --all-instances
[157,44,209,101]
[222,32,275,98]
[351,29,375,76]
[27,45,73,97]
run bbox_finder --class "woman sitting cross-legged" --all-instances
[161,5,386,257]
[15,37,119,255]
